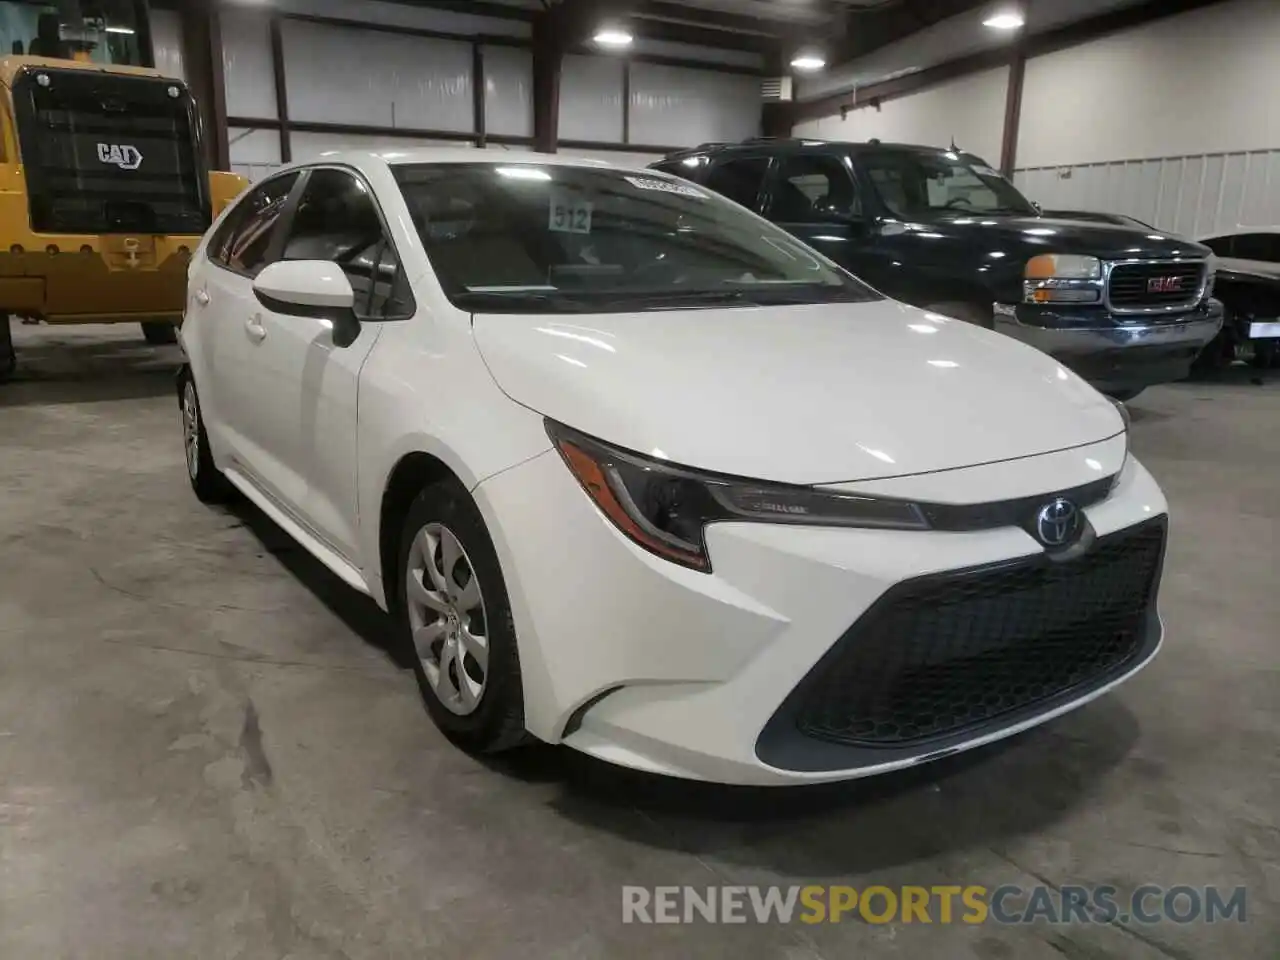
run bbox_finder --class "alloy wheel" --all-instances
[405,522,490,716]
[182,382,200,480]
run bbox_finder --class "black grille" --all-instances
[793,520,1165,748]
[12,68,210,236]
[1108,262,1204,311]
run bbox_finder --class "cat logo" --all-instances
[96,143,144,171]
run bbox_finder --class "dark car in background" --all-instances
[654,140,1223,400]
[1195,228,1280,370]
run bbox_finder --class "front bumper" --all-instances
[994,300,1223,392]
[474,437,1168,785]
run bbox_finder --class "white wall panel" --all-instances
[283,20,474,132]
[628,63,759,148]
[483,45,533,139]
[798,0,1143,100]
[558,148,667,170]
[1014,150,1280,238]
[558,55,625,143]
[227,0,531,39]
[1017,0,1280,169]
[151,8,185,81]
[228,128,282,182]
[290,132,474,163]
[794,67,1009,166]
[221,8,277,120]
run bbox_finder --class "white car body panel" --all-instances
[179,148,1169,785]
[473,302,1124,485]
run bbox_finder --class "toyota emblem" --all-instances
[1035,498,1081,548]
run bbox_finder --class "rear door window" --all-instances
[768,154,862,223]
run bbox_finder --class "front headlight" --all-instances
[1203,253,1218,300]
[548,421,929,573]
[1107,396,1131,489]
[1024,253,1103,304]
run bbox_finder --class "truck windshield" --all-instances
[0,0,145,66]
[394,163,880,314]
[860,149,1037,219]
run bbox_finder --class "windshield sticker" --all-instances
[624,176,707,199]
[549,192,593,234]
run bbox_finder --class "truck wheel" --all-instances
[923,301,994,329]
[1251,340,1278,370]
[0,313,14,383]
[142,321,178,346]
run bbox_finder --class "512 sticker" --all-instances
[549,192,593,234]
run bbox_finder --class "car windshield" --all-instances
[860,149,1037,219]
[392,163,879,313]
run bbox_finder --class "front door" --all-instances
[269,167,416,564]
[763,152,886,290]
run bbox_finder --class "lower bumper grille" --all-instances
[792,520,1166,749]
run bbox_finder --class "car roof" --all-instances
[662,138,968,160]
[271,147,657,176]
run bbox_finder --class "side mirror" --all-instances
[253,260,361,348]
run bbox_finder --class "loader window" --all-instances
[0,0,146,67]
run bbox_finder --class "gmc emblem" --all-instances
[1147,275,1183,293]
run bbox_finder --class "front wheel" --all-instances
[396,478,529,754]
[142,321,178,346]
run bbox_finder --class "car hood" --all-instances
[472,300,1125,485]
[926,214,1211,261]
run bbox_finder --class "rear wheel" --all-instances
[180,375,232,503]
[142,321,178,346]
[395,478,529,754]
[0,313,13,383]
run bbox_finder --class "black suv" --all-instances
[652,139,1223,399]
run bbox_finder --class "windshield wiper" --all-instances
[452,290,598,313]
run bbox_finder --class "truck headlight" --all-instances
[1203,254,1217,300]
[1024,253,1102,304]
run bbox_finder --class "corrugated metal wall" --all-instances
[1014,150,1280,239]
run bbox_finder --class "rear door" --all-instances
[702,154,773,213]
[195,171,302,500]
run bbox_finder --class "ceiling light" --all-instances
[983,12,1025,30]
[790,54,826,73]
[593,28,633,48]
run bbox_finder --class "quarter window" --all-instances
[210,172,299,276]
[279,168,413,320]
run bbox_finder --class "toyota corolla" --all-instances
[177,151,1168,785]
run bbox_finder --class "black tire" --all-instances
[179,374,232,503]
[142,321,178,345]
[0,313,14,383]
[923,301,994,329]
[395,478,529,754]
[1107,388,1144,403]
[1251,340,1278,370]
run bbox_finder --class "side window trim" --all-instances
[280,163,417,322]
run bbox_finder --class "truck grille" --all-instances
[792,519,1166,748]
[1107,261,1205,312]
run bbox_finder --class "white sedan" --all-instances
[178,150,1168,785]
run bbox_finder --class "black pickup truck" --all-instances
[652,139,1223,400]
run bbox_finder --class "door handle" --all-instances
[245,316,267,343]
[194,289,210,307]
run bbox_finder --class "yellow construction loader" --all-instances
[0,0,247,380]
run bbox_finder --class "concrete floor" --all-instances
[0,322,1276,960]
